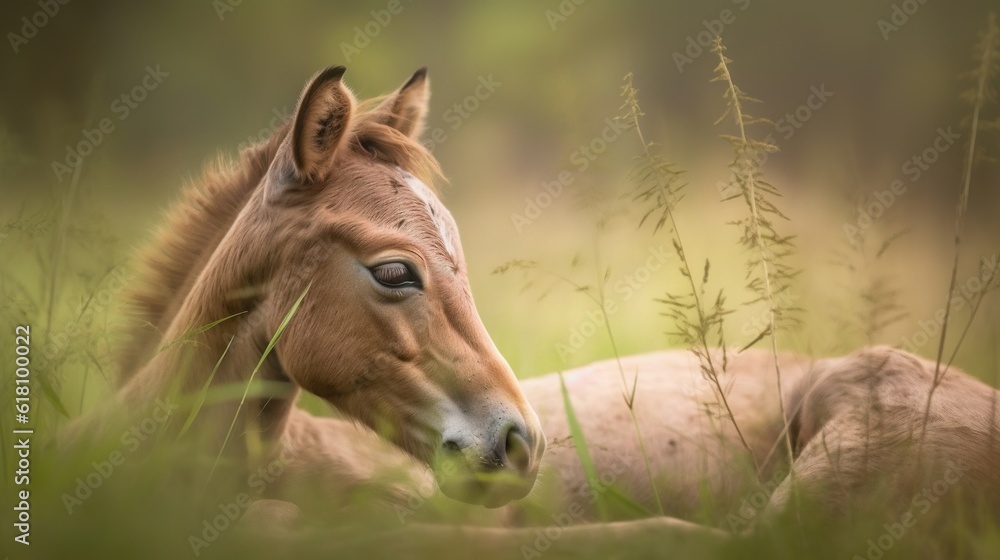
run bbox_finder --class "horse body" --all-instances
[522,346,1000,522]
[766,347,1000,516]
[272,346,1000,527]
[271,348,802,521]
[518,349,807,519]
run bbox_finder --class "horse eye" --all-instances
[370,262,420,289]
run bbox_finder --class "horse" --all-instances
[110,65,1000,544]
[114,66,545,508]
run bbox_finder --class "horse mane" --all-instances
[119,102,442,381]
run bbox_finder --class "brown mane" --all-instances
[119,102,441,380]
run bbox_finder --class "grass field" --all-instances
[2,2,1000,559]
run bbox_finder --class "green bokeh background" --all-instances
[1,1,999,557]
[0,0,1000,398]
[4,0,998,382]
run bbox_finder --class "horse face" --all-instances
[263,67,544,507]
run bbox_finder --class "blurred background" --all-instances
[1,0,998,392]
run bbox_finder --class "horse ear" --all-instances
[371,67,429,138]
[288,66,355,183]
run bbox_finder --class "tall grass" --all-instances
[208,284,310,481]
[617,72,755,469]
[494,258,666,515]
[710,36,800,480]
[919,13,1000,449]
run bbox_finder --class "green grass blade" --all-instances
[38,374,70,418]
[179,380,297,409]
[558,371,610,521]
[156,311,247,355]
[176,333,235,440]
[605,486,654,518]
[208,285,310,483]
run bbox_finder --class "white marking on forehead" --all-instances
[401,171,457,259]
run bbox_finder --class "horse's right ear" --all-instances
[271,66,355,193]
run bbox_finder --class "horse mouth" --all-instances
[385,433,535,507]
[436,467,537,508]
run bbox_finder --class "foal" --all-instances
[118,67,544,507]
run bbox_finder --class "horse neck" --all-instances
[120,133,286,385]
[121,204,299,445]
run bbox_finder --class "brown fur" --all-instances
[120,97,440,380]
[523,346,1000,524]
[113,67,544,507]
[119,130,286,379]
[273,346,1000,529]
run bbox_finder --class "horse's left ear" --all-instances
[371,67,430,139]
[276,66,356,185]
[266,66,355,200]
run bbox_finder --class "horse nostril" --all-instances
[503,426,531,475]
[442,439,462,454]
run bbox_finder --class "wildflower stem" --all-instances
[712,38,796,469]
[919,13,998,449]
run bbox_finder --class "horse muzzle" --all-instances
[436,414,545,507]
